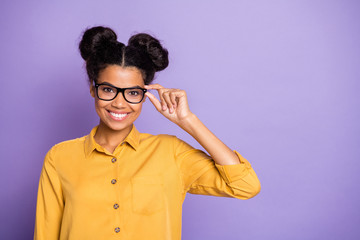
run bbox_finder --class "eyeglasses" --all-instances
[94,83,147,103]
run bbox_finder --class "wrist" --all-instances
[177,112,199,133]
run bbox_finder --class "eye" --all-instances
[99,86,115,93]
[103,88,114,92]
[128,90,140,96]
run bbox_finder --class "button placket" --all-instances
[110,154,120,233]
[110,158,117,187]
[110,156,121,234]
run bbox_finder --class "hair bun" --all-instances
[79,26,118,61]
[128,33,169,71]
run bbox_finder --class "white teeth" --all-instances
[110,112,128,119]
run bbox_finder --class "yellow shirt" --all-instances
[34,125,260,240]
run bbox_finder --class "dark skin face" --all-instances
[90,65,145,153]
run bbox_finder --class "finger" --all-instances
[145,92,162,112]
[162,90,174,113]
[169,91,178,108]
[144,84,165,90]
[146,84,168,109]
[158,89,168,111]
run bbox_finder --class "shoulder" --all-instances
[138,132,182,149]
[139,132,176,142]
[51,136,86,151]
[46,136,87,160]
[139,132,192,144]
[138,132,192,150]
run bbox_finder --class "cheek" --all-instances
[131,103,143,115]
[94,99,107,113]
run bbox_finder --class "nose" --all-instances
[111,92,127,108]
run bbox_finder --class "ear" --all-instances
[90,85,95,98]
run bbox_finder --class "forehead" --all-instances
[98,65,144,87]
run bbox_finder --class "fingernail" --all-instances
[162,105,167,111]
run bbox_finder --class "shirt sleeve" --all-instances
[173,137,261,200]
[34,147,64,240]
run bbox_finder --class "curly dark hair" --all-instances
[79,26,169,85]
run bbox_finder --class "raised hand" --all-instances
[145,84,193,126]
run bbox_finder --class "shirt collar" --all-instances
[84,125,140,157]
[123,125,140,151]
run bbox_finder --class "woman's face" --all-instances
[90,65,145,133]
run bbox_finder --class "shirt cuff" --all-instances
[215,151,252,184]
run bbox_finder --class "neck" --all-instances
[94,122,133,152]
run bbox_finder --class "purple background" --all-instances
[1,0,360,239]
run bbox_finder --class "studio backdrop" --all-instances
[0,0,359,239]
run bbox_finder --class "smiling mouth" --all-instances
[108,111,129,120]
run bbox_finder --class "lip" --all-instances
[107,110,130,121]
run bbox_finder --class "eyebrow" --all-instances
[99,82,143,89]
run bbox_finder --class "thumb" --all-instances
[145,92,162,112]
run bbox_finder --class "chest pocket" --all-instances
[131,175,164,215]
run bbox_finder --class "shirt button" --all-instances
[111,158,117,163]
[114,227,120,233]
[113,203,119,209]
[111,179,117,184]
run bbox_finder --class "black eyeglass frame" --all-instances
[94,83,147,104]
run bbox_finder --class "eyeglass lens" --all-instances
[97,85,144,103]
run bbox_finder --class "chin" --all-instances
[103,121,133,132]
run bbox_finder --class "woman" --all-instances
[34,26,261,240]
